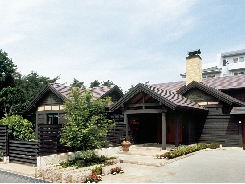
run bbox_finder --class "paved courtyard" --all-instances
[101,148,245,183]
[1,147,245,183]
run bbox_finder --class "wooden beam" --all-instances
[127,103,160,108]
[124,114,128,139]
[162,112,166,150]
[123,105,129,139]
[124,109,162,114]
[231,107,245,114]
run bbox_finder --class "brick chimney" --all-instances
[186,50,202,85]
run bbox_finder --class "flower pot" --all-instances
[121,142,131,152]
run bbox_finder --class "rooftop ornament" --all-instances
[187,49,201,57]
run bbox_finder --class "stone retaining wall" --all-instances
[37,147,121,167]
[35,161,121,183]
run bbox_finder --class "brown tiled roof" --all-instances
[26,83,123,111]
[51,83,122,100]
[110,83,207,111]
[177,81,245,106]
[152,74,245,92]
[202,74,245,90]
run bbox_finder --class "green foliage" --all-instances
[207,142,220,149]
[0,49,16,89]
[85,171,102,183]
[101,80,114,86]
[0,86,27,117]
[157,143,216,160]
[0,115,34,141]
[59,150,114,168]
[71,78,86,89]
[14,71,59,115]
[92,165,103,175]
[60,88,114,151]
[90,80,101,88]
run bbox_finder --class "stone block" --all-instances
[3,156,9,164]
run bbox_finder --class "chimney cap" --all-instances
[187,49,201,57]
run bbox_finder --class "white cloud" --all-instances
[1,0,201,91]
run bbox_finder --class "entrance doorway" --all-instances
[129,114,161,144]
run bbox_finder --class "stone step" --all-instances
[117,154,171,167]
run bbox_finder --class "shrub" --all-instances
[208,142,220,149]
[85,171,102,183]
[59,150,116,168]
[0,115,34,141]
[160,143,218,160]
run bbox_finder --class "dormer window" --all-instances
[239,57,244,62]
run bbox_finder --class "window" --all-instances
[233,58,238,63]
[234,72,244,75]
[239,57,244,62]
[207,75,215,78]
[47,114,59,124]
[223,59,227,66]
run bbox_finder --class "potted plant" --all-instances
[121,138,131,152]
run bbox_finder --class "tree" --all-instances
[0,115,34,141]
[0,49,16,89]
[101,80,114,86]
[60,87,114,151]
[89,80,100,88]
[17,71,59,105]
[0,71,59,118]
[71,78,86,89]
[0,86,26,118]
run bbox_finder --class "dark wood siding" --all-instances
[109,91,122,103]
[222,88,245,102]
[37,114,45,124]
[199,114,241,147]
[37,91,63,107]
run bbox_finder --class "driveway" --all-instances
[0,170,50,183]
[101,148,245,183]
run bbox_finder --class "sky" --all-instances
[1,0,245,92]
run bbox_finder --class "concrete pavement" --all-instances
[0,146,245,183]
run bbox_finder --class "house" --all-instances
[180,49,245,78]
[110,52,245,149]
[26,83,124,138]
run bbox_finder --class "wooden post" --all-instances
[174,114,179,147]
[162,112,166,150]
[239,120,242,147]
[124,114,128,139]
[35,113,38,140]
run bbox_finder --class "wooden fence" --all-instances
[8,140,38,165]
[107,123,127,145]
[0,125,8,156]
[38,124,70,156]
[0,117,126,165]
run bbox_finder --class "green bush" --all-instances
[0,115,34,141]
[161,143,219,159]
[208,142,220,149]
[59,150,115,168]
